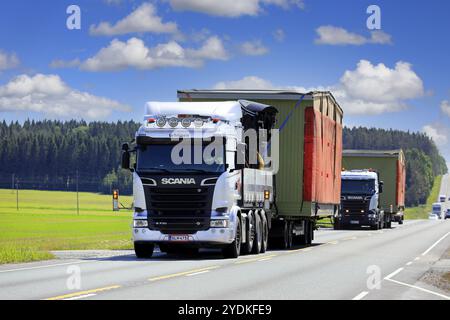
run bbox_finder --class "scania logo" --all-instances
[161,178,196,185]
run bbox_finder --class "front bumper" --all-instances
[337,214,377,227]
[133,225,235,244]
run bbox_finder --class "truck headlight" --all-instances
[133,220,148,228]
[210,219,229,228]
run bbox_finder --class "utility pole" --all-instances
[11,173,15,194]
[76,170,79,216]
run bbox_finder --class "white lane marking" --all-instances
[386,278,450,300]
[352,291,369,300]
[0,260,88,274]
[63,293,97,300]
[414,257,420,261]
[421,232,450,256]
[186,270,210,277]
[384,267,404,280]
[406,261,413,266]
[327,241,339,245]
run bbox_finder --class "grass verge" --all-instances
[0,189,133,264]
[404,175,442,220]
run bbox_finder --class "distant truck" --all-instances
[122,90,343,259]
[337,150,406,229]
[432,202,444,219]
[439,195,446,203]
[336,170,384,230]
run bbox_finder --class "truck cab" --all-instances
[335,170,384,230]
[122,100,277,259]
[439,195,446,203]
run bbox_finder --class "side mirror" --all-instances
[122,151,130,170]
[379,181,384,194]
[122,143,129,152]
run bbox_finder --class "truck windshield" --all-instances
[137,143,225,173]
[342,179,376,195]
[432,205,442,212]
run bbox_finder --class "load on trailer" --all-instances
[178,90,343,248]
[339,150,406,229]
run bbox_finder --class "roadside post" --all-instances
[113,189,119,212]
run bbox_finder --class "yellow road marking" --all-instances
[327,240,339,245]
[235,254,277,264]
[45,285,121,300]
[148,266,219,282]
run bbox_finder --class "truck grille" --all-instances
[144,186,212,234]
[341,199,370,214]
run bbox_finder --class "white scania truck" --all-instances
[123,100,277,258]
[122,91,343,259]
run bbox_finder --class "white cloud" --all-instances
[0,74,130,119]
[338,60,424,114]
[315,26,392,46]
[0,51,20,71]
[90,2,178,36]
[441,100,450,117]
[59,36,228,72]
[213,59,425,116]
[168,0,304,17]
[423,123,449,146]
[240,40,269,56]
[273,28,285,42]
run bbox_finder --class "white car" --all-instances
[428,213,440,220]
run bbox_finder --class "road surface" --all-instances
[0,219,449,300]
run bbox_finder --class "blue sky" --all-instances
[0,0,449,160]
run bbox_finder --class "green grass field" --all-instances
[404,175,442,220]
[0,189,133,264]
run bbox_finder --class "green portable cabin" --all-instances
[342,150,406,213]
[177,90,344,218]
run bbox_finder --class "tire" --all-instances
[372,222,379,230]
[242,211,255,255]
[399,218,404,225]
[260,213,269,253]
[252,213,262,254]
[134,242,154,259]
[223,216,242,259]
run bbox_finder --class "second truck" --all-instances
[123,90,343,258]
[336,150,406,230]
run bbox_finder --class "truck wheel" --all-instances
[242,211,255,255]
[134,242,154,259]
[252,212,263,254]
[223,216,242,259]
[371,223,379,230]
[399,218,404,225]
[260,213,269,253]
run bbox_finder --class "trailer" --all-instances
[178,90,343,247]
[341,150,406,227]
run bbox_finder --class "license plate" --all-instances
[350,220,360,225]
[168,235,190,242]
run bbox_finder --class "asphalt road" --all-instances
[0,218,449,300]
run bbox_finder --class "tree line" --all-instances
[0,120,447,206]
[343,127,448,206]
